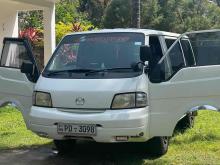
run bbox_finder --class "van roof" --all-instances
[66,28,180,37]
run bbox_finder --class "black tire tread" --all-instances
[146,136,169,156]
[54,139,76,154]
[176,113,195,132]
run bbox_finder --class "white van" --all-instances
[0,29,220,156]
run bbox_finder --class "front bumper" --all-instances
[29,106,149,142]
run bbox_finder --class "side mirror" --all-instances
[140,45,152,63]
[21,62,34,75]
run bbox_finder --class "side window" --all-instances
[192,38,220,66]
[165,39,175,49]
[180,39,195,66]
[150,41,185,83]
[149,36,163,70]
[168,42,185,75]
[0,41,31,68]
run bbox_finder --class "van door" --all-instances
[0,38,40,127]
[148,30,220,137]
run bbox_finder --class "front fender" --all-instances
[0,98,31,129]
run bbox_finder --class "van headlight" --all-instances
[111,92,148,109]
[33,91,52,107]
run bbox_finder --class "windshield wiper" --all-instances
[85,68,136,76]
[46,69,95,76]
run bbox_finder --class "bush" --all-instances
[19,28,44,70]
[19,27,43,47]
[56,22,95,44]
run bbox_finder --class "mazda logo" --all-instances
[75,97,85,105]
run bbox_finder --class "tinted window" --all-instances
[149,36,163,70]
[0,41,31,68]
[190,33,220,66]
[165,39,175,49]
[168,42,185,76]
[151,31,220,83]
[181,39,195,66]
[150,42,185,82]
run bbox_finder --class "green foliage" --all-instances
[56,0,88,24]
[153,0,220,33]
[18,0,220,38]
[56,22,95,44]
[103,0,132,28]
[79,0,103,27]
[184,0,220,30]
[18,11,43,30]
[101,0,220,32]
[55,0,96,44]
[141,0,163,29]
[55,22,72,44]
[79,0,111,27]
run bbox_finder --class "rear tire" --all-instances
[54,139,76,154]
[176,112,195,132]
[146,136,169,156]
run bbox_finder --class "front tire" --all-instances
[146,136,169,156]
[54,139,76,154]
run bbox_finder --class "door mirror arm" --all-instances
[144,61,149,73]
[139,46,152,74]
[131,61,149,73]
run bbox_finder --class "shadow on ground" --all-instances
[0,141,163,165]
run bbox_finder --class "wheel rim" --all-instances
[190,115,195,126]
[163,137,168,146]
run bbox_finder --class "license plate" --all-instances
[57,123,96,136]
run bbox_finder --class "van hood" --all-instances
[35,76,146,109]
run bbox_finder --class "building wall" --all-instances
[0,12,18,53]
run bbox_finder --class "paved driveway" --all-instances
[0,141,150,165]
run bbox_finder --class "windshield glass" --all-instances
[44,32,145,79]
[150,30,220,83]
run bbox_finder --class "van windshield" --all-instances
[43,32,145,79]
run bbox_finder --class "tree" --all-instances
[103,0,132,28]
[56,0,88,24]
[141,0,162,29]
[18,11,43,30]
[79,0,111,27]
[19,0,220,34]
[154,0,220,33]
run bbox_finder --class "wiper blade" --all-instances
[85,68,135,76]
[46,69,95,76]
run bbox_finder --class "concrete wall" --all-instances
[0,12,18,52]
[43,4,56,65]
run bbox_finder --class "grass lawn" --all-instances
[0,106,51,150]
[1,106,220,164]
